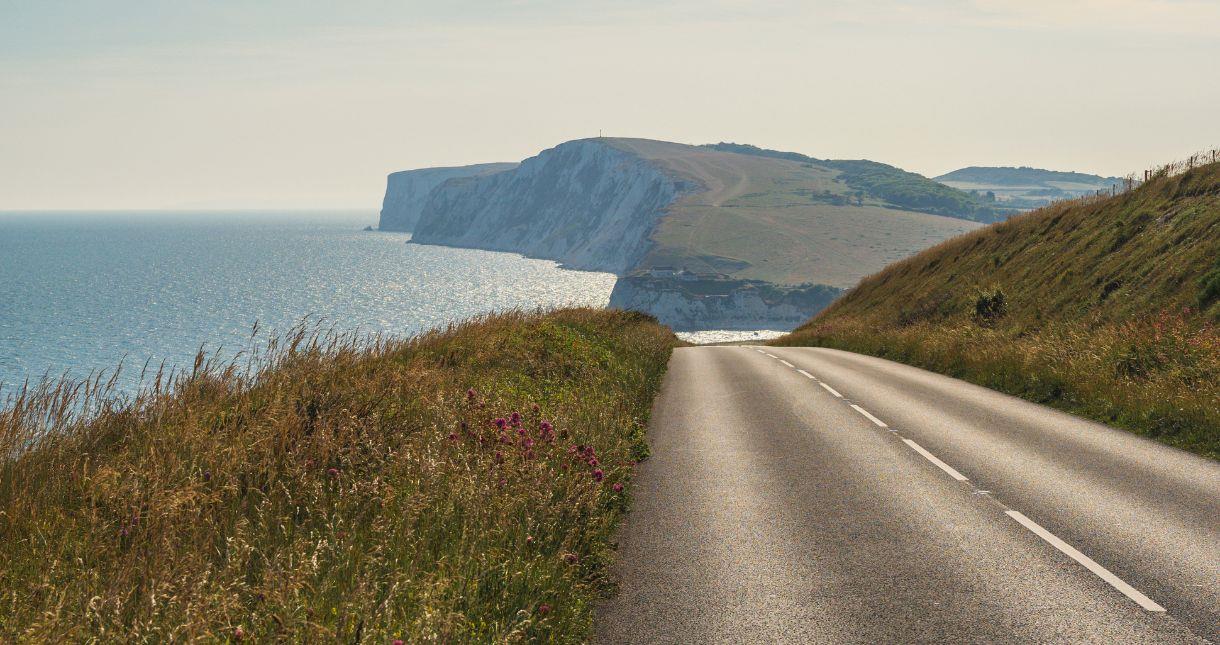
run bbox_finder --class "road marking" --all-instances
[779,359,794,368]
[902,439,968,481]
[1005,510,1166,612]
[764,353,778,358]
[797,369,816,380]
[819,382,843,398]
[851,404,889,428]
[756,349,767,354]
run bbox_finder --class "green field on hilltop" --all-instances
[602,138,983,287]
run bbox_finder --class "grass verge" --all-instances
[0,308,676,642]
[775,300,1218,459]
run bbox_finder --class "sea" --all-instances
[0,211,777,397]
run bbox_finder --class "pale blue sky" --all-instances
[2,1,1217,209]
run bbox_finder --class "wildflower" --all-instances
[511,411,522,425]
[466,388,476,401]
[394,640,405,645]
[498,478,507,488]
[494,417,507,429]
[588,457,599,467]
[326,467,339,478]
[448,432,459,442]
[538,603,551,615]
[562,553,579,565]
[612,482,624,493]
[495,451,504,463]
[592,469,604,482]
[526,535,535,545]
[517,426,527,436]
[524,449,535,460]
[202,470,211,482]
[532,403,540,414]
[523,438,535,449]
[540,421,553,433]
[234,626,245,641]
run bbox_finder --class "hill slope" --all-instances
[776,160,1220,456]
[936,165,1122,211]
[405,138,984,330]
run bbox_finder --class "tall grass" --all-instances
[775,154,1220,459]
[776,310,1219,458]
[0,308,676,642]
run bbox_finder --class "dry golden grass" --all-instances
[0,308,676,642]
[776,157,1220,458]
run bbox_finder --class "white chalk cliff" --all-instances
[410,139,696,273]
[379,163,517,232]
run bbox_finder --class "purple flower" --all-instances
[510,411,522,425]
[326,467,339,478]
[592,469,604,482]
[563,553,579,565]
[495,451,504,463]
[466,388,476,401]
[532,403,540,414]
[612,482,624,493]
[587,458,599,468]
[494,417,507,429]
[537,603,551,615]
[448,432,459,442]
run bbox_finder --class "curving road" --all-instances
[595,346,1220,644]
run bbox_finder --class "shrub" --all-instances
[973,288,1008,327]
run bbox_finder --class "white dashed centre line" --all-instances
[851,404,889,428]
[1005,510,1166,612]
[779,359,794,368]
[818,382,843,398]
[764,353,778,358]
[902,439,968,481]
[797,369,815,380]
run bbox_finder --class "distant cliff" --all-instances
[378,163,516,232]
[411,140,696,273]
[609,275,842,331]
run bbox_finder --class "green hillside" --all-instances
[776,159,1220,457]
[703,142,1006,222]
[936,165,1123,211]
[602,138,983,288]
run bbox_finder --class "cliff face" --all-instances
[379,163,516,232]
[410,140,695,273]
[609,276,842,331]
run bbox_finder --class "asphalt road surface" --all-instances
[595,346,1219,644]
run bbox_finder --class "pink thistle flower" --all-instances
[234,626,245,641]
[498,477,507,488]
[448,432,459,442]
[394,640,405,645]
[494,417,507,429]
[540,421,553,433]
[466,388,476,401]
[517,426,527,436]
[326,467,339,478]
[532,403,540,414]
[524,449,535,460]
[526,535,535,545]
[592,469,604,482]
[562,553,579,565]
[587,458,599,467]
[537,603,551,615]
[613,482,624,493]
[495,451,504,463]
[511,411,522,425]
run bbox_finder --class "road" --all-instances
[595,346,1220,644]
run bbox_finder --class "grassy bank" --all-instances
[0,308,676,642]
[776,158,1220,459]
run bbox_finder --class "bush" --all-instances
[973,288,1008,327]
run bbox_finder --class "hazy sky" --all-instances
[2,0,1217,210]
